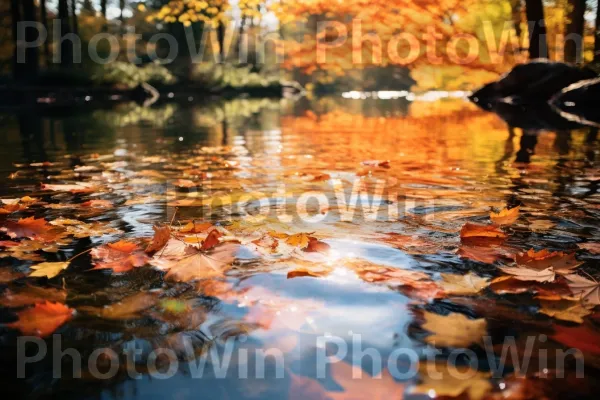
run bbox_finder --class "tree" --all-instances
[10,0,22,79]
[21,0,39,76]
[594,2,600,62]
[58,0,73,68]
[564,0,586,63]
[524,0,548,59]
[40,0,51,66]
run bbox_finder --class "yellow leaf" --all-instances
[29,262,70,279]
[538,299,593,323]
[439,273,489,295]
[422,312,487,348]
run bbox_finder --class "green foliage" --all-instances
[191,63,282,90]
[91,62,178,88]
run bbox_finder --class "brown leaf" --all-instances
[578,243,600,254]
[1,285,67,307]
[1,217,65,242]
[303,237,330,253]
[7,302,73,337]
[145,225,171,254]
[91,240,149,273]
[79,293,158,320]
[499,266,556,282]
[41,182,97,193]
[564,274,600,306]
[515,249,582,274]
[538,299,593,323]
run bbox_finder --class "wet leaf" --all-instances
[361,160,391,168]
[29,261,70,279]
[460,223,506,245]
[91,240,149,273]
[490,206,520,225]
[438,272,489,296]
[411,362,491,400]
[41,182,98,193]
[1,285,67,307]
[577,243,600,254]
[529,220,555,232]
[79,293,158,320]
[564,274,600,306]
[0,217,64,242]
[81,199,113,209]
[200,228,222,251]
[303,237,330,253]
[421,311,487,348]
[515,249,582,274]
[179,221,213,234]
[7,302,73,337]
[145,225,171,254]
[498,266,555,282]
[538,299,593,323]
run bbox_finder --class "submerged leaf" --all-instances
[79,293,158,320]
[7,302,73,337]
[515,249,582,274]
[421,311,487,348]
[538,299,593,323]
[145,225,171,254]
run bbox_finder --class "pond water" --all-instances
[1,96,599,399]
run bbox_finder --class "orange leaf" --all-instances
[145,225,171,254]
[201,229,222,251]
[91,240,149,273]
[7,302,73,337]
[0,217,64,242]
[180,221,213,234]
[460,222,506,246]
[490,206,520,225]
[303,237,330,253]
[515,249,582,273]
[81,199,113,208]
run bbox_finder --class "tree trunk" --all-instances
[525,0,548,59]
[21,0,39,77]
[595,1,600,62]
[217,21,226,62]
[71,0,79,36]
[10,0,23,80]
[511,0,523,52]
[101,0,108,31]
[120,0,126,24]
[565,0,586,63]
[58,0,73,68]
[40,0,50,67]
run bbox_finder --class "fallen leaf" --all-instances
[529,220,555,232]
[180,221,213,234]
[551,323,600,356]
[287,266,332,279]
[0,203,28,214]
[1,285,67,307]
[412,362,492,400]
[499,266,555,282]
[285,233,312,248]
[421,311,487,348]
[577,243,600,254]
[460,223,506,245]
[457,244,514,264]
[173,179,197,188]
[564,274,600,306]
[78,293,158,320]
[538,299,593,323]
[361,160,391,168]
[81,199,113,208]
[0,217,64,242]
[201,228,222,251]
[303,237,330,253]
[91,240,149,273]
[490,206,520,225]
[438,273,489,295]
[515,249,582,274]
[145,225,171,254]
[41,182,97,193]
[29,261,70,279]
[7,302,73,337]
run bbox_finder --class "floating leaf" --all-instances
[538,299,593,323]
[29,261,70,279]
[41,182,98,193]
[91,240,149,273]
[460,222,506,245]
[564,274,600,306]
[498,266,555,282]
[180,221,213,234]
[438,273,489,296]
[79,293,158,320]
[7,302,73,337]
[0,217,64,242]
[490,206,520,225]
[515,249,582,274]
[577,243,600,254]
[145,225,171,254]
[421,311,487,348]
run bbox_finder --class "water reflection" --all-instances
[1,95,599,400]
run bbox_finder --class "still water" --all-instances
[0,96,599,399]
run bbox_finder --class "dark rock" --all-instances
[470,60,597,109]
[550,77,600,127]
[488,102,587,131]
